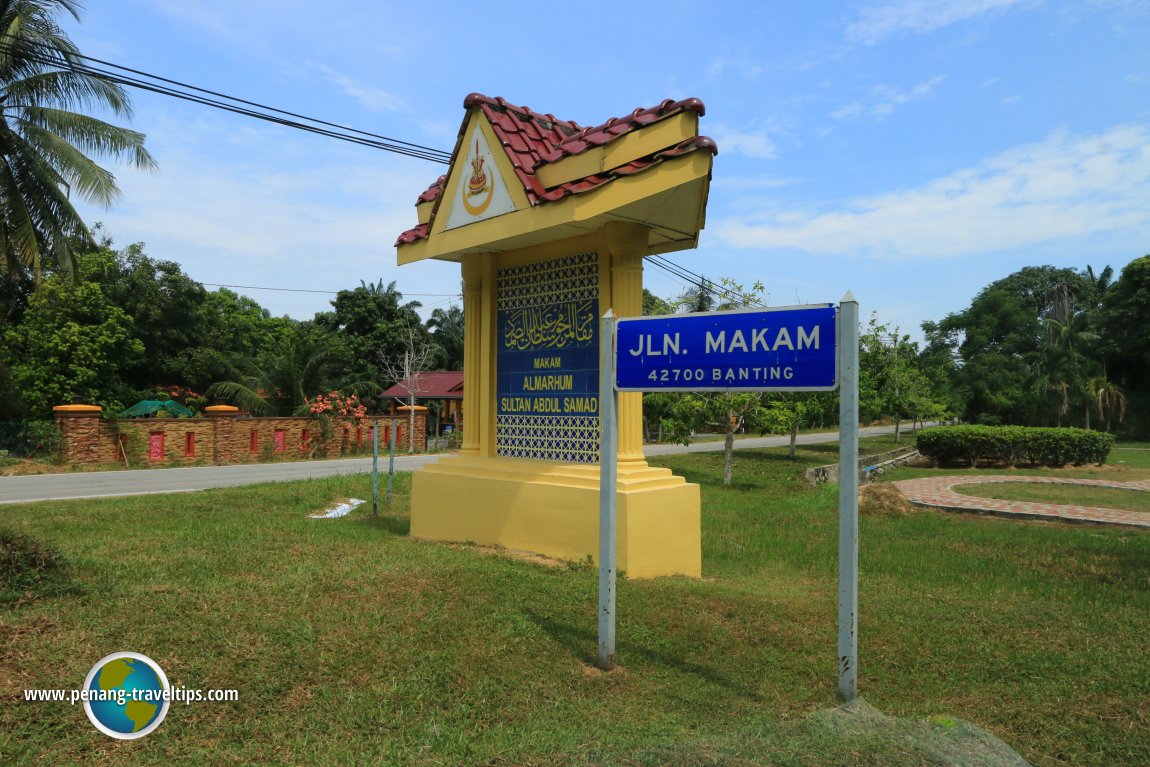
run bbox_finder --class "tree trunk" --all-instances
[408,395,416,453]
[894,416,901,444]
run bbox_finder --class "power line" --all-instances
[6,40,747,306]
[646,255,745,303]
[644,255,767,308]
[0,41,452,163]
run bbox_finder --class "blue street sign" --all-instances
[615,304,838,392]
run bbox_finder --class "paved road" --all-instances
[0,424,921,505]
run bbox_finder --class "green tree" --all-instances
[2,276,142,416]
[933,286,1042,424]
[314,279,425,388]
[426,305,464,370]
[81,242,211,392]
[63,239,294,403]
[673,276,716,313]
[1083,264,1115,312]
[0,0,155,285]
[189,288,295,391]
[1100,255,1150,390]
[206,326,341,416]
[1039,313,1099,427]
[859,316,937,440]
[986,266,1092,319]
[764,392,828,458]
[641,288,672,316]
[1085,376,1127,433]
[662,391,786,487]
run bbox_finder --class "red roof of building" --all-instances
[396,94,717,247]
[380,370,464,400]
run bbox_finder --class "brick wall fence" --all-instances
[52,404,427,467]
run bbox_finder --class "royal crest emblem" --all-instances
[462,140,494,215]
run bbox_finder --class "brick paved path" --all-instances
[892,475,1150,530]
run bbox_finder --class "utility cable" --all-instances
[0,41,451,163]
[644,255,767,308]
[4,40,754,304]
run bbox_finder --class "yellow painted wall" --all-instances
[411,456,700,578]
[409,223,702,578]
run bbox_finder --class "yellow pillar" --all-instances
[479,257,499,457]
[460,257,483,455]
[603,222,648,467]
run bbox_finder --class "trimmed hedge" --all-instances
[916,425,1114,468]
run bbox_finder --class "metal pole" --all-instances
[598,309,618,671]
[837,292,860,702]
[387,417,397,504]
[372,418,379,517]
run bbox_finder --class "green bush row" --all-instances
[916,425,1114,468]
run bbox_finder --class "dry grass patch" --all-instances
[860,483,916,516]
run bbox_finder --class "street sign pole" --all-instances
[598,309,618,671]
[608,299,858,696]
[387,418,397,504]
[372,418,379,517]
[837,292,860,702]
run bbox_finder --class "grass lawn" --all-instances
[2,442,1148,766]
[953,482,1150,513]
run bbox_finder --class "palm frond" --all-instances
[8,70,136,118]
[204,381,273,416]
[0,1,152,288]
[20,109,153,169]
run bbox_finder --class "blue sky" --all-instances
[65,1,1150,338]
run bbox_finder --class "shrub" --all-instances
[0,529,78,605]
[916,425,1113,468]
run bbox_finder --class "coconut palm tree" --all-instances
[207,327,383,416]
[0,0,155,285]
[427,304,464,369]
[206,331,340,417]
[1086,376,1127,433]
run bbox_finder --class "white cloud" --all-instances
[309,63,409,113]
[832,75,945,120]
[846,0,1027,44]
[717,123,1150,259]
[709,125,778,159]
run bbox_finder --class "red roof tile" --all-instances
[395,223,429,246]
[417,176,446,204]
[380,370,464,400]
[396,94,716,248]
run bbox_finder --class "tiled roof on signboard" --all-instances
[396,94,717,247]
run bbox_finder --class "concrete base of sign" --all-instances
[410,456,701,579]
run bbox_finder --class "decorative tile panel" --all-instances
[496,251,599,462]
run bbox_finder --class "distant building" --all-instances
[379,371,463,435]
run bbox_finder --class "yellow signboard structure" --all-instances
[395,93,717,578]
